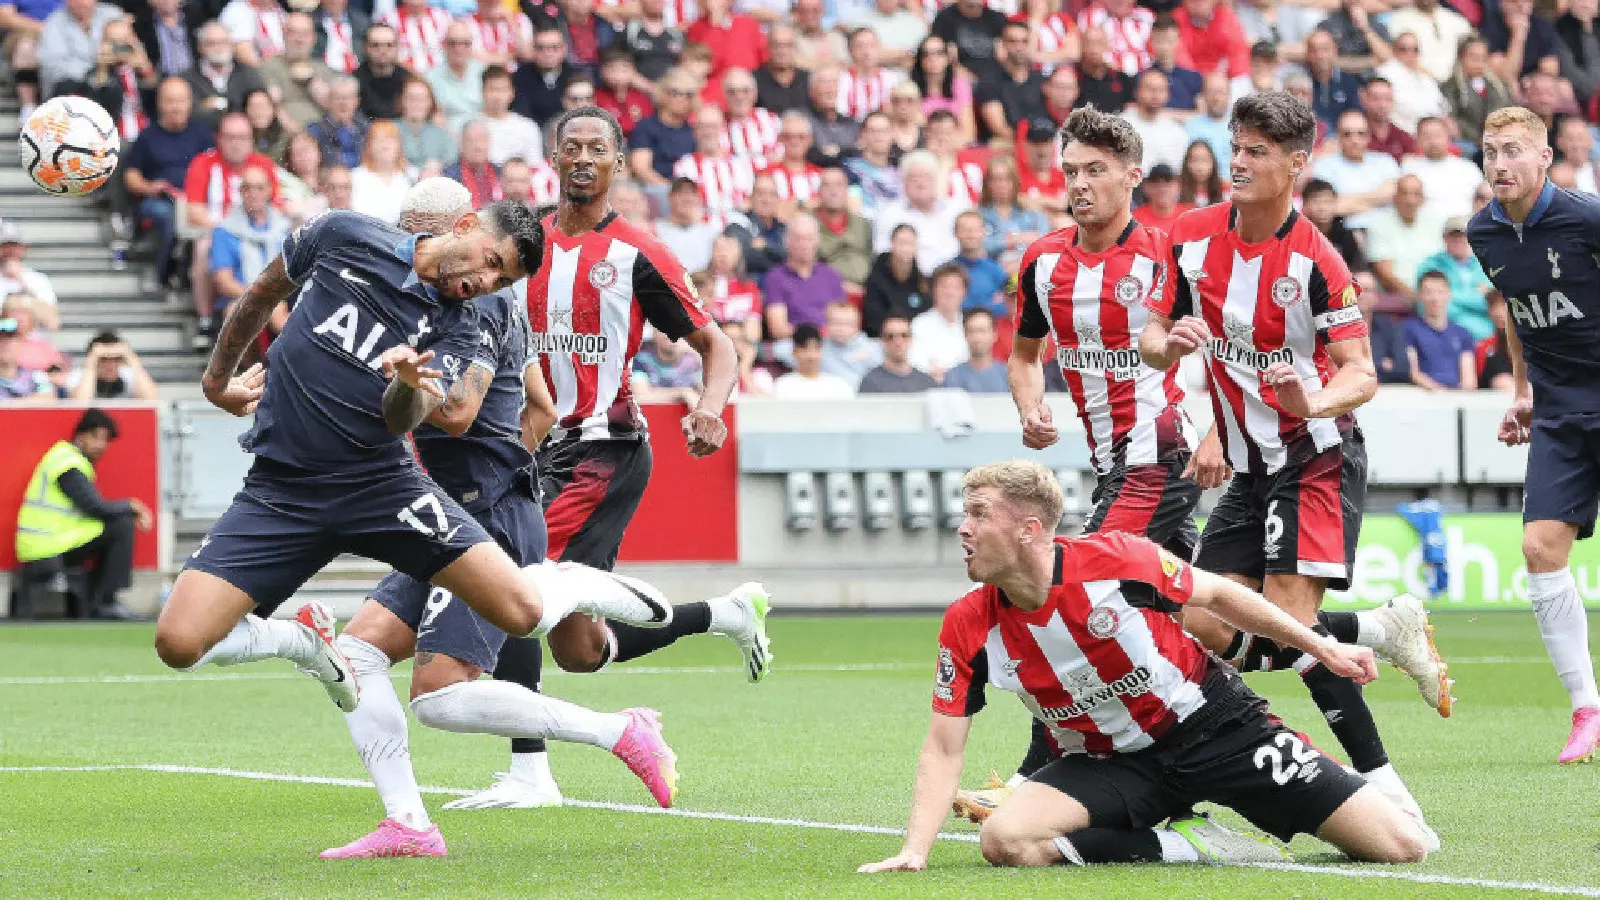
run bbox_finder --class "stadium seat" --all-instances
[823,471,857,532]
[861,472,895,532]
[784,471,818,533]
[900,470,934,532]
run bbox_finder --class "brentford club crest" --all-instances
[589,260,618,290]
[1086,607,1120,639]
[1271,276,1303,309]
[1113,275,1143,307]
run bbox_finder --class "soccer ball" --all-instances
[18,96,120,197]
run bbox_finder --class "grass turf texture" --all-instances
[0,613,1596,899]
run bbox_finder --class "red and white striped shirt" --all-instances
[466,11,533,69]
[1077,4,1154,76]
[183,149,280,221]
[526,212,712,441]
[835,67,902,119]
[381,6,454,74]
[1018,221,1192,475]
[528,159,560,205]
[934,533,1214,756]
[1157,204,1367,475]
[1018,12,1075,67]
[662,0,697,28]
[672,153,755,218]
[946,152,986,205]
[221,0,287,60]
[759,162,821,205]
[322,17,360,72]
[723,108,781,165]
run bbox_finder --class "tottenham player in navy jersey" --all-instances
[157,202,689,734]
[1470,106,1600,764]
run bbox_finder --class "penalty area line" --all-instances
[0,765,1596,897]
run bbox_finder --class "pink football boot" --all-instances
[611,707,679,808]
[320,820,447,859]
[1559,706,1600,765]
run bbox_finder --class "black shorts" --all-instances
[538,436,652,571]
[185,458,490,616]
[1194,435,1367,591]
[1029,702,1365,843]
[1084,454,1201,561]
[1525,414,1600,541]
[371,490,548,672]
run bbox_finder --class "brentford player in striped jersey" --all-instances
[1141,91,1447,847]
[446,106,773,811]
[859,461,1431,873]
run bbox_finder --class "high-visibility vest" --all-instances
[14,441,105,562]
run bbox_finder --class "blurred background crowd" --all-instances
[1,0,1575,403]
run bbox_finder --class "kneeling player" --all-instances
[860,462,1431,874]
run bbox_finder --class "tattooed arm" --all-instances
[379,348,494,437]
[202,254,295,415]
[423,363,495,437]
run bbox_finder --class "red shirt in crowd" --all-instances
[1133,201,1196,233]
[596,85,654,136]
[685,13,766,81]
[1172,3,1250,76]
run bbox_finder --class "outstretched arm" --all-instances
[858,713,972,874]
[202,254,294,414]
[378,346,446,435]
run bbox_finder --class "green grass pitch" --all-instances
[1,612,1597,899]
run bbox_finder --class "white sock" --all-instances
[1355,610,1387,648]
[335,634,430,830]
[411,679,629,750]
[509,751,555,785]
[1362,763,1420,814]
[707,594,748,635]
[1156,829,1201,863]
[523,561,670,636]
[1052,836,1086,866]
[1005,772,1026,789]
[192,615,316,668]
[1529,568,1600,710]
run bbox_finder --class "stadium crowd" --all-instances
[1,0,1584,402]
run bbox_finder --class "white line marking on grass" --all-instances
[0,663,913,686]
[0,765,1596,897]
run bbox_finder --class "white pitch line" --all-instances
[0,764,1596,897]
[0,663,912,686]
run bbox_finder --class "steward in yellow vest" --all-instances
[13,409,151,620]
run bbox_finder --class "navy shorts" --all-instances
[371,490,548,672]
[1525,414,1600,541]
[1084,453,1201,561]
[185,458,490,616]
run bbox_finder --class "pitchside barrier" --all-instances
[3,389,1585,611]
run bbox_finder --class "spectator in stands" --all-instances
[910,35,975,144]
[1359,78,1419,162]
[655,177,719,271]
[631,328,704,401]
[1476,292,1515,392]
[510,26,571,122]
[312,0,367,75]
[1075,25,1131,114]
[763,113,821,209]
[702,235,762,342]
[848,0,924,68]
[1,292,65,372]
[611,179,652,230]
[218,0,285,67]
[979,156,1048,265]
[805,66,859,163]
[1282,72,1330,147]
[837,28,900,123]
[350,120,413,224]
[858,314,936,393]
[1315,1,1391,69]
[1133,163,1191,232]
[764,213,845,341]
[862,222,926,337]
[1483,0,1561,81]
[78,16,158,141]
[595,48,652,136]
[1018,122,1069,215]
[320,163,354,209]
[243,88,291,164]
[2,0,52,116]
[773,324,855,399]
[1387,0,1472,83]
[843,113,901,219]
[1376,35,1448,136]
[874,151,963,275]
[479,64,543,166]
[629,66,697,188]
[724,172,786,278]
[931,0,1007,84]
[1361,280,1411,385]
[686,0,764,83]
[183,20,264,129]
[1235,39,1286,102]
[1040,67,1079,133]
[886,82,925,157]
[1555,116,1599,193]
[1174,0,1250,77]
[68,330,159,401]
[184,111,278,339]
[13,408,153,619]
[37,0,123,98]
[132,0,198,79]
[909,261,971,379]
[307,75,370,168]
[724,317,776,396]
[0,317,54,402]
[277,131,328,222]
[353,22,408,120]
[1301,177,1367,275]
[0,221,59,329]
[673,106,753,218]
[1557,0,1600,107]
[819,300,882,387]
[1403,117,1485,220]
[1366,174,1445,306]
[975,21,1044,142]
[1311,110,1400,231]
[752,24,807,115]
[1147,15,1200,111]
[444,120,502,206]
[620,0,683,83]
[1185,72,1232,168]
[556,0,615,75]
[951,211,1005,316]
[1303,29,1361,129]
[1416,215,1494,341]
[814,166,871,290]
[426,19,484,134]
[496,157,533,203]
[123,77,211,290]
[209,165,291,332]
[1125,69,1188,171]
[256,12,336,131]
[1405,270,1478,391]
[942,308,1007,393]
[1444,36,1515,150]
[396,77,455,175]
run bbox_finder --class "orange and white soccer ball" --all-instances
[18,96,120,196]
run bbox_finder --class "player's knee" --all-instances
[153,627,205,669]
[977,820,1030,868]
[1522,533,1568,572]
[1373,823,1430,864]
[550,640,604,673]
